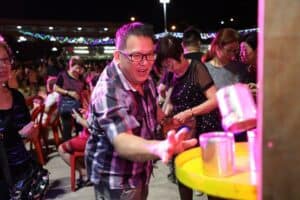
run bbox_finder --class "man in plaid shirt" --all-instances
[85,22,197,200]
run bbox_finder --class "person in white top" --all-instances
[42,77,59,125]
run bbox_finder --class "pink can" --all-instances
[247,129,258,172]
[216,83,257,133]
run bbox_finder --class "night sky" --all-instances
[1,0,258,32]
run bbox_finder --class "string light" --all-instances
[19,30,115,45]
[18,28,258,45]
[155,28,258,40]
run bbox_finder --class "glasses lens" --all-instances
[146,54,156,61]
[130,54,143,62]
[130,53,156,62]
[120,51,156,62]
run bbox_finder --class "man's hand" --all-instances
[158,127,197,163]
[248,82,257,97]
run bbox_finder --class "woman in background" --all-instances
[0,37,32,199]
[202,28,248,142]
[155,35,223,200]
[240,32,258,97]
[54,56,86,142]
[58,75,99,188]
[202,28,246,89]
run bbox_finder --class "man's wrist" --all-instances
[65,90,68,95]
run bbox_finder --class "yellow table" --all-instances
[175,142,257,199]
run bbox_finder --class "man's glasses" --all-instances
[119,51,156,63]
[0,57,13,66]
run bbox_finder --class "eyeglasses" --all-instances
[119,51,156,63]
[0,57,13,66]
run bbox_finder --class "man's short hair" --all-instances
[115,22,155,50]
[182,26,202,47]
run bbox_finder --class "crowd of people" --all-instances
[0,21,257,200]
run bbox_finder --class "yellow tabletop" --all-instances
[175,142,257,200]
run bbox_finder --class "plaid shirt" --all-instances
[85,61,158,189]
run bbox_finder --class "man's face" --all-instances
[117,35,155,87]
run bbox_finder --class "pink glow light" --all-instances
[257,0,265,199]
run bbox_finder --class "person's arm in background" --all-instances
[157,82,167,99]
[72,108,88,128]
[157,70,172,100]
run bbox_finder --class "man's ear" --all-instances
[114,50,121,64]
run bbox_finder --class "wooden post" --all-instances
[260,0,300,199]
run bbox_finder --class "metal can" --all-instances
[199,132,235,177]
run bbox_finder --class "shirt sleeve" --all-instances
[195,61,214,91]
[55,72,64,87]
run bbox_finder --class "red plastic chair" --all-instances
[28,104,46,165]
[50,115,62,148]
[43,103,61,149]
[70,151,85,191]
